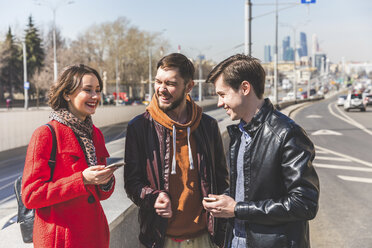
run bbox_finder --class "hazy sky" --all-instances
[0,0,371,64]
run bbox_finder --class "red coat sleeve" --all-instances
[93,126,116,200]
[21,125,88,209]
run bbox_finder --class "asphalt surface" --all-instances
[292,94,372,247]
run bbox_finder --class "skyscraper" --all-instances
[264,45,272,62]
[299,32,308,57]
[282,36,294,61]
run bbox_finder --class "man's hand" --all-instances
[154,192,172,218]
[202,194,237,218]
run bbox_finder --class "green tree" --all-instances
[0,27,22,101]
[24,15,45,104]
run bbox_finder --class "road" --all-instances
[292,95,372,247]
[0,108,229,228]
[2,95,371,247]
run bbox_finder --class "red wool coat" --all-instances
[21,120,115,248]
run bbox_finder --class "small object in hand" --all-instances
[106,162,125,169]
[203,197,217,202]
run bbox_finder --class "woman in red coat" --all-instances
[21,64,117,248]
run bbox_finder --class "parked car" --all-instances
[344,93,366,112]
[364,94,372,106]
[337,95,347,106]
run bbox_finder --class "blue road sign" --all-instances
[24,82,30,90]
[301,0,315,3]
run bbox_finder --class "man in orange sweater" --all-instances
[124,53,229,248]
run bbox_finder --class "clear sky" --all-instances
[0,0,371,64]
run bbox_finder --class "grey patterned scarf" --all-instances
[50,108,97,166]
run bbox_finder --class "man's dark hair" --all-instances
[206,54,266,99]
[48,64,103,110]
[157,53,195,83]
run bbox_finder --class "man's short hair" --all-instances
[206,54,266,99]
[157,53,195,83]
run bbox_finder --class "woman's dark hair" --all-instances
[48,64,103,110]
[157,53,195,83]
[206,54,266,99]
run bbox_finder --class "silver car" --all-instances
[344,93,366,112]
[337,95,347,106]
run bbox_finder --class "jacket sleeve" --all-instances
[22,125,88,209]
[212,119,229,195]
[235,125,320,225]
[94,127,116,201]
[124,120,160,208]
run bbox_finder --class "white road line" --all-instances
[314,163,372,172]
[109,150,124,158]
[0,194,15,205]
[106,137,125,146]
[0,181,14,191]
[338,175,372,184]
[316,150,327,154]
[0,173,21,184]
[315,145,372,168]
[315,156,351,162]
[328,102,372,136]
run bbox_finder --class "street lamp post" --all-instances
[244,0,252,56]
[149,47,152,100]
[35,0,74,82]
[274,0,279,104]
[115,58,120,106]
[22,42,28,109]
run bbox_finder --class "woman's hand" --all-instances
[82,165,116,185]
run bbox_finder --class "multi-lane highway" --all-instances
[293,95,372,247]
[1,95,371,247]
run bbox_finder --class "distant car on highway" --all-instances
[344,93,366,112]
[364,94,372,106]
[337,95,347,106]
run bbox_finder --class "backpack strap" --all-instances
[45,124,57,182]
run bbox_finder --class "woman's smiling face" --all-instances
[65,73,101,121]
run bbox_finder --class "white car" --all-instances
[344,93,366,112]
[337,95,347,106]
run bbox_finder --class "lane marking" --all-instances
[311,129,342,136]
[316,150,327,154]
[106,137,125,146]
[0,194,15,205]
[338,175,372,184]
[307,115,323,118]
[328,102,372,136]
[315,145,372,168]
[314,163,372,172]
[0,173,21,184]
[0,181,14,191]
[315,156,351,162]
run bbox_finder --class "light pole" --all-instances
[244,0,252,56]
[15,40,28,109]
[22,42,28,109]
[35,0,74,82]
[148,47,152,100]
[274,0,278,104]
[115,57,120,106]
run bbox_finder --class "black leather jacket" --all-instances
[225,99,319,248]
[124,111,229,248]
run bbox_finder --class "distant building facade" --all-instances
[314,53,327,72]
[298,32,308,57]
[264,45,272,62]
[282,36,294,61]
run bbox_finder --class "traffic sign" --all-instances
[301,0,315,3]
[24,82,30,90]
